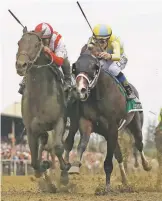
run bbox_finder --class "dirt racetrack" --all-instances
[2,168,162,201]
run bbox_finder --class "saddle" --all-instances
[103,69,143,113]
[49,64,64,85]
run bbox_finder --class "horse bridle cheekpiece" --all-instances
[88,57,101,89]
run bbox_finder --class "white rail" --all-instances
[1,159,32,176]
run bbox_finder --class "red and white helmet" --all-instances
[34,22,53,38]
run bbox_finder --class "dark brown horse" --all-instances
[67,48,151,193]
[64,101,139,186]
[15,28,70,187]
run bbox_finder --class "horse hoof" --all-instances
[68,166,80,174]
[95,184,116,195]
[142,161,152,171]
[47,183,57,193]
[40,160,52,171]
[144,165,152,171]
[60,170,69,185]
[122,178,128,186]
[34,171,43,178]
[117,184,136,193]
[65,163,71,171]
[134,162,140,168]
[38,178,57,193]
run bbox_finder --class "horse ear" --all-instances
[37,29,46,38]
[72,63,76,75]
[23,26,28,34]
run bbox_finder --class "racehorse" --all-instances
[64,101,139,185]
[15,27,70,188]
[66,47,151,193]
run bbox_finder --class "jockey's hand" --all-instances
[44,46,52,60]
[98,52,112,60]
[44,46,51,54]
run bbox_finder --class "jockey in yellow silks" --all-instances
[87,24,136,100]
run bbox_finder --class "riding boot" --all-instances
[116,72,136,100]
[18,77,26,95]
[61,58,72,92]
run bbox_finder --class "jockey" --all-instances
[18,22,71,94]
[86,24,136,100]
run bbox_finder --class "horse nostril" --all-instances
[16,61,27,69]
[22,63,27,68]
[81,88,87,94]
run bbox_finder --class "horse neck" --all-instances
[96,70,115,94]
[25,52,56,97]
[35,51,50,65]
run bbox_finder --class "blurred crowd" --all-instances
[1,141,31,161]
[1,140,104,175]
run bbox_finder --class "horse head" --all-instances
[16,28,46,76]
[72,48,101,101]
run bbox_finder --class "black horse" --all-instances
[65,48,151,193]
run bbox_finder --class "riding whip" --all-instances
[76,2,103,51]
[8,9,25,28]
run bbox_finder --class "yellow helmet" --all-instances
[93,24,112,39]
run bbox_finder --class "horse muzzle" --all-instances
[77,87,89,101]
[16,60,28,76]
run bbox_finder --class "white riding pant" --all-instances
[100,53,128,76]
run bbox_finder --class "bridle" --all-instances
[76,54,101,87]
[16,32,54,73]
[75,54,102,101]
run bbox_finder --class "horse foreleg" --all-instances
[27,130,41,177]
[68,117,92,174]
[103,123,118,193]
[64,119,79,163]
[38,135,45,162]
[54,117,71,185]
[54,117,70,171]
[50,149,56,170]
[77,118,92,161]
[46,149,56,189]
[114,141,128,185]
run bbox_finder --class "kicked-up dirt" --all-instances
[1,168,162,201]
